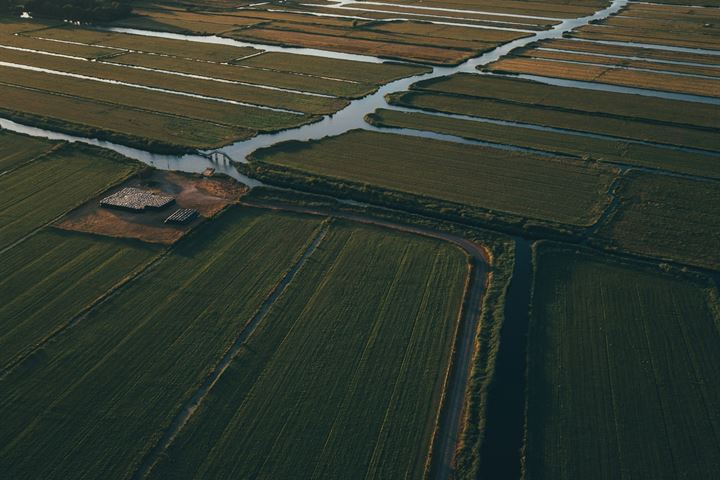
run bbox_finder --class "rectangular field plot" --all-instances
[0,230,160,369]
[147,219,468,479]
[487,57,720,99]
[0,208,323,480]
[526,245,720,480]
[0,144,138,250]
[0,129,55,172]
[389,90,720,152]
[367,108,720,179]
[251,129,617,226]
[598,172,720,270]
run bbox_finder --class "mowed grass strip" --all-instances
[0,144,138,250]
[599,172,720,270]
[388,91,720,151]
[27,26,260,62]
[0,82,249,149]
[148,219,468,479]
[235,52,431,84]
[253,130,617,226]
[367,108,720,179]
[526,244,720,480]
[0,129,56,172]
[0,47,333,116]
[487,57,720,98]
[109,52,374,98]
[0,230,161,369]
[416,73,720,130]
[0,207,322,480]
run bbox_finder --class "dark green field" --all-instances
[0,130,55,172]
[526,244,720,479]
[149,219,468,479]
[0,143,139,250]
[599,171,720,270]
[0,230,160,369]
[250,129,617,226]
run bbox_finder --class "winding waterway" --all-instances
[7,1,713,479]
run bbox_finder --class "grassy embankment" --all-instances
[525,243,720,479]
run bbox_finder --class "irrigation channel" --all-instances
[8,0,713,477]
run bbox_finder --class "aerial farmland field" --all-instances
[526,244,720,479]
[1,0,720,478]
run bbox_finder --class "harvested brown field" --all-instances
[0,34,116,60]
[56,170,247,244]
[322,3,558,29]
[0,65,293,133]
[598,171,720,270]
[234,52,431,84]
[487,57,720,98]
[0,82,250,150]
[414,73,720,130]
[572,26,720,51]
[224,27,478,65]
[107,52,375,98]
[25,26,259,62]
[362,0,606,18]
[0,47,335,115]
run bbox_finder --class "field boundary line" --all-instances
[0,247,169,380]
[133,220,330,480]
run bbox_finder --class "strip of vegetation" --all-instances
[525,242,720,479]
[366,108,720,179]
[246,129,617,228]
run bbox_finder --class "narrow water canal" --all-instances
[478,238,533,479]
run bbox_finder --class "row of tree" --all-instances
[1,0,132,22]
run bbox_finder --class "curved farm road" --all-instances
[240,199,490,480]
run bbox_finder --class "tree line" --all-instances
[2,0,132,22]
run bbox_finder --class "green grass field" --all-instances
[0,129,55,172]
[0,144,138,250]
[0,230,160,369]
[367,108,720,179]
[252,130,617,226]
[526,244,720,479]
[148,218,468,479]
[0,208,323,480]
[599,172,720,270]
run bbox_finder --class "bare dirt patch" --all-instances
[55,170,247,244]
